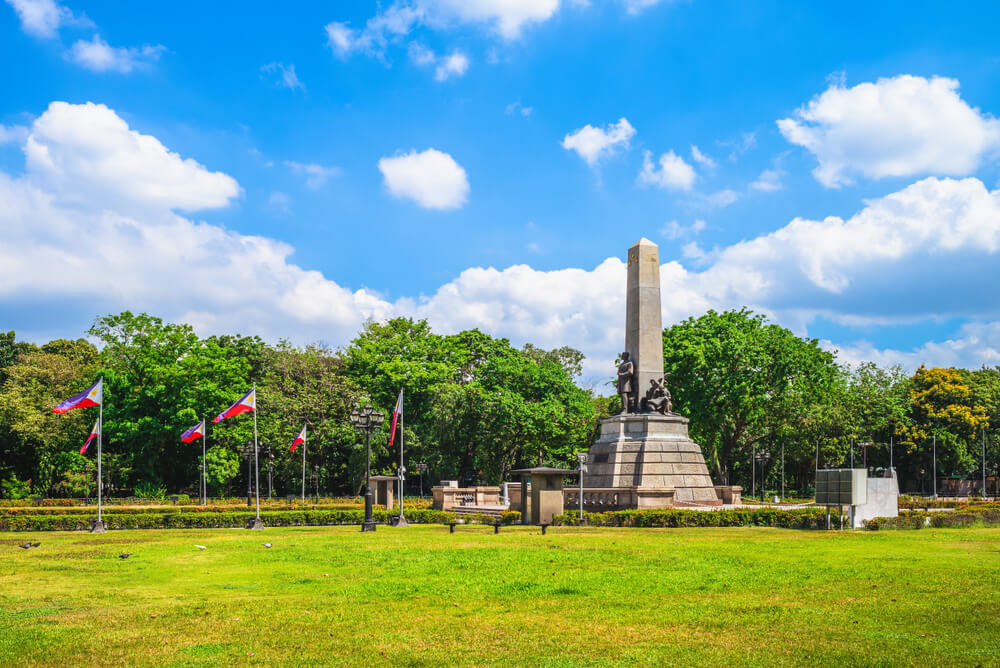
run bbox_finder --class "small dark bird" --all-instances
[119,553,133,559]
[263,543,272,548]
[31,542,40,547]
[19,543,31,549]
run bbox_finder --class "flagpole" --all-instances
[396,388,407,527]
[202,419,207,506]
[97,378,103,527]
[301,425,306,507]
[253,383,261,522]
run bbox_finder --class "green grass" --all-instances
[1,526,998,666]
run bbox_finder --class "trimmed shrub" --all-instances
[552,506,836,529]
[0,508,456,531]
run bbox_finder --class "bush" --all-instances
[865,506,1000,530]
[133,482,167,499]
[0,508,456,531]
[552,507,837,529]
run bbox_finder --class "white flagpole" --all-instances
[97,378,103,525]
[253,384,260,520]
[202,419,207,506]
[301,424,306,507]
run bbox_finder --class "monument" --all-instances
[583,238,721,507]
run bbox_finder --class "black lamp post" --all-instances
[416,461,428,498]
[267,444,274,499]
[350,403,384,532]
[754,448,770,502]
[241,441,254,507]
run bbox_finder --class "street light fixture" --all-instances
[416,461,428,498]
[576,452,588,521]
[349,402,385,532]
[754,448,770,502]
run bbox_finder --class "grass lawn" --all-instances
[1,525,998,666]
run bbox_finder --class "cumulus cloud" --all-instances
[68,34,165,73]
[378,148,469,210]
[621,0,668,15]
[7,100,1000,387]
[434,50,469,80]
[326,0,559,61]
[660,219,706,240]
[24,102,239,212]
[505,101,532,117]
[5,0,89,39]
[261,62,304,91]
[690,145,715,169]
[638,149,696,190]
[750,168,783,192]
[561,117,636,167]
[0,123,30,145]
[779,75,1000,188]
[284,161,339,189]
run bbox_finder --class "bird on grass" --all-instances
[118,553,133,559]
[194,545,207,550]
[31,542,40,547]
[19,543,31,549]
[263,543,272,548]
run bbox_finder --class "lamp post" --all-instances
[241,442,254,508]
[349,403,384,532]
[754,448,770,502]
[416,461,427,499]
[576,452,588,521]
[266,444,273,499]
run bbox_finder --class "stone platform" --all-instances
[585,413,721,506]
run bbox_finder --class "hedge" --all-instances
[0,508,457,531]
[0,504,372,516]
[552,507,837,529]
[865,507,1000,530]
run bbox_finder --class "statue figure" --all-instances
[643,376,673,415]
[616,351,635,414]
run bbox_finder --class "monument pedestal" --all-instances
[585,413,720,506]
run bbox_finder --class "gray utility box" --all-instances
[815,469,868,506]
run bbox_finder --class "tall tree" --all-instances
[662,309,840,488]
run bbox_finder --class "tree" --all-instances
[88,312,252,491]
[898,366,988,486]
[0,340,98,494]
[662,309,840,488]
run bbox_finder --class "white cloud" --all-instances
[506,101,533,117]
[261,62,304,91]
[408,42,437,65]
[660,219,706,240]
[378,148,469,210]
[5,0,89,39]
[778,75,1000,188]
[8,100,1000,387]
[561,117,635,167]
[267,191,291,214]
[68,34,165,73]
[284,161,339,189]
[690,145,715,169]
[24,101,239,212]
[0,123,29,145]
[434,50,469,80]
[621,0,667,15]
[638,149,696,190]
[326,0,558,62]
[751,168,783,192]
[419,0,560,39]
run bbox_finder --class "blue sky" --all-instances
[3,0,1000,386]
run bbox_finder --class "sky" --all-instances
[2,0,1000,389]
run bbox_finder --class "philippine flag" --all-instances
[388,389,403,449]
[291,424,306,452]
[213,388,256,423]
[181,420,206,443]
[53,378,102,414]
[80,419,100,454]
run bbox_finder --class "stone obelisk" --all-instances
[584,238,720,507]
[626,238,665,405]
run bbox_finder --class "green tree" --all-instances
[88,312,253,492]
[662,309,840,489]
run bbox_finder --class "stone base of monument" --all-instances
[584,413,721,507]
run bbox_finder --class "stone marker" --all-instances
[584,238,720,506]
